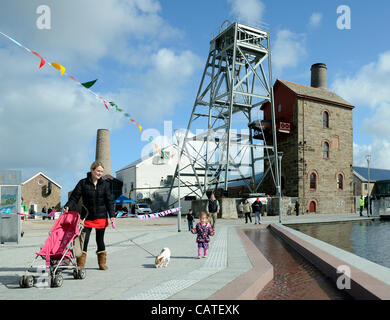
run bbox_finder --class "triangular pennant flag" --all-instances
[32,51,46,68]
[136,124,142,132]
[51,62,66,75]
[102,98,109,110]
[68,75,79,83]
[81,79,97,89]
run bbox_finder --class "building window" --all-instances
[323,111,329,128]
[310,172,317,190]
[323,141,329,159]
[38,179,44,185]
[337,174,344,190]
[364,183,368,191]
[278,104,282,112]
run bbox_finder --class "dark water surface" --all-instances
[289,220,390,269]
[245,228,352,300]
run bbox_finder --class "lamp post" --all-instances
[174,129,186,232]
[278,152,283,223]
[366,155,371,216]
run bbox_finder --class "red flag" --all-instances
[32,51,46,68]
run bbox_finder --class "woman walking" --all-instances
[63,161,115,270]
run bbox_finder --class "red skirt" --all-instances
[84,218,108,229]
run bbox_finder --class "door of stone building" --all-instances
[309,201,316,213]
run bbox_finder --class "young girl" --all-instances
[191,212,215,258]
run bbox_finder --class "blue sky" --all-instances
[0,0,389,205]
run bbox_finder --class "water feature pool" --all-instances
[289,220,390,269]
[245,228,351,300]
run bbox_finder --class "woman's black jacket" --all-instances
[65,172,114,220]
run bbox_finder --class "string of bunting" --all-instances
[0,31,170,159]
[135,207,181,220]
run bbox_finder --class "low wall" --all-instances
[209,226,274,300]
[270,224,390,300]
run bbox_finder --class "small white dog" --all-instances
[155,248,171,268]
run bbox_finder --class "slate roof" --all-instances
[278,79,354,109]
[353,166,390,182]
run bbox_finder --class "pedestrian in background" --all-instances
[238,201,244,219]
[243,199,252,223]
[251,198,262,225]
[206,193,219,230]
[295,200,300,216]
[359,196,364,216]
[186,209,194,231]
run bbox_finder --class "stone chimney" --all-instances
[95,129,111,176]
[310,63,327,89]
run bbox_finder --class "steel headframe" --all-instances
[166,21,280,207]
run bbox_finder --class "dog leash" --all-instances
[130,239,156,257]
[111,220,156,257]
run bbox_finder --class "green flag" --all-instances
[81,79,97,89]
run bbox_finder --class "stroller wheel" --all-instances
[52,274,63,288]
[19,275,26,288]
[24,275,34,288]
[73,269,78,279]
[78,269,86,279]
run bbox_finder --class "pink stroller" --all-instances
[19,210,87,288]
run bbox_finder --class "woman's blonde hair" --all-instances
[90,161,105,171]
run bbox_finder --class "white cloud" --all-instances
[109,48,202,123]
[228,0,265,26]
[0,0,193,202]
[309,13,323,28]
[333,52,390,171]
[272,29,307,74]
[354,140,390,170]
[332,51,390,108]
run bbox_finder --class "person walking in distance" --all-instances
[252,197,263,225]
[243,199,252,223]
[206,193,219,230]
[186,209,194,231]
[359,196,364,216]
[63,161,115,271]
[295,200,300,216]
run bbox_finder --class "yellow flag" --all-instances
[136,124,142,133]
[51,62,66,76]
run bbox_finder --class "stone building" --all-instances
[21,172,61,213]
[260,63,355,214]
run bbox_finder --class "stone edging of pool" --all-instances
[270,223,390,300]
[208,225,274,300]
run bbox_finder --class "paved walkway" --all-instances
[0,213,373,300]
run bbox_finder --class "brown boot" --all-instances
[77,251,87,269]
[97,251,108,270]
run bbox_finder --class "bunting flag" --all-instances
[0,31,170,158]
[32,51,46,68]
[81,79,97,89]
[50,62,66,75]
